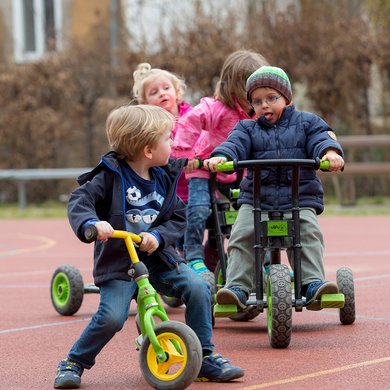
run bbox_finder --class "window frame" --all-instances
[12,0,62,63]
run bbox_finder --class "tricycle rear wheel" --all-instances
[50,264,84,316]
[337,267,355,325]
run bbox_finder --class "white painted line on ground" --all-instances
[0,284,48,288]
[238,356,390,389]
[326,250,390,257]
[0,318,91,334]
[354,273,390,281]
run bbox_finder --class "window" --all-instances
[13,0,62,63]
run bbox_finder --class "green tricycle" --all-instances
[213,158,356,348]
[51,226,202,389]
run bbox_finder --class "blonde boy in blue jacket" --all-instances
[54,104,243,389]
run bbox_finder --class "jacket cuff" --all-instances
[150,230,162,245]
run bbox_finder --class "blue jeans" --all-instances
[184,178,211,261]
[68,262,213,368]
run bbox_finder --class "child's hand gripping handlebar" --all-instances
[84,224,143,265]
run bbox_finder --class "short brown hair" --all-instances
[215,50,269,109]
[106,104,174,161]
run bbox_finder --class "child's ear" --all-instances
[143,145,153,160]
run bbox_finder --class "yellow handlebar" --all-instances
[112,230,142,244]
[112,230,142,264]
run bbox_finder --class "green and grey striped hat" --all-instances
[246,66,292,104]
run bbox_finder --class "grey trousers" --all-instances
[225,204,325,295]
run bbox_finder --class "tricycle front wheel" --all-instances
[139,320,202,390]
[267,264,292,348]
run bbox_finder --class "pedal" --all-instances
[214,303,238,317]
[320,293,345,308]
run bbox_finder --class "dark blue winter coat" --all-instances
[67,151,187,286]
[211,105,344,214]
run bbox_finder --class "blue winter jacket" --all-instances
[67,151,187,286]
[211,105,344,214]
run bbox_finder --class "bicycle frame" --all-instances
[218,158,330,311]
[86,228,173,363]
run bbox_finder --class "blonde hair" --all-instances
[215,50,269,109]
[106,104,175,161]
[132,63,186,104]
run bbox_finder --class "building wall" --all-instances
[0,0,13,64]
[69,0,111,45]
[0,0,112,65]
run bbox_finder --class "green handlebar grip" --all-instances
[217,161,235,172]
[195,158,202,169]
[230,189,240,199]
[319,160,330,171]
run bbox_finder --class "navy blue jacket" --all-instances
[212,105,344,214]
[68,151,187,286]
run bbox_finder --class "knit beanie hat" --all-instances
[246,66,292,104]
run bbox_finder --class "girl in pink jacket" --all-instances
[133,63,192,254]
[172,50,268,281]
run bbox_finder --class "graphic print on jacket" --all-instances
[120,161,166,234]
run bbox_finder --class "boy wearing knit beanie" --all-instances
[204,65,344,312]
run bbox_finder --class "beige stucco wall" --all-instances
[0,0,113,64]
[0,0,13,64]
[69,0,111,44]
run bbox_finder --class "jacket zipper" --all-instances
[275,125,281,209]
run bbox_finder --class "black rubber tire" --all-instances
[139,321,202,390]
[50,264,84,316]
[160,295,184,308]
[337,267,356,325]
[267,264,292,348]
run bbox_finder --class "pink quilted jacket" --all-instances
[172,97,252,182]
[172,101,192,202]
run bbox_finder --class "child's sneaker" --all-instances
[188,258,210,274]
[197,353,244,382]
[305,280,338,311]
[54,358,83,389]
[216,286,247,310]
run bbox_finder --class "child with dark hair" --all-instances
[205,66,344,311]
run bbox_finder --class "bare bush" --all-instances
[1,0,390,203]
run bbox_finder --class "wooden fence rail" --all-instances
[1,135,390,209]
[319,135,390,204]
[0,168,92,210]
